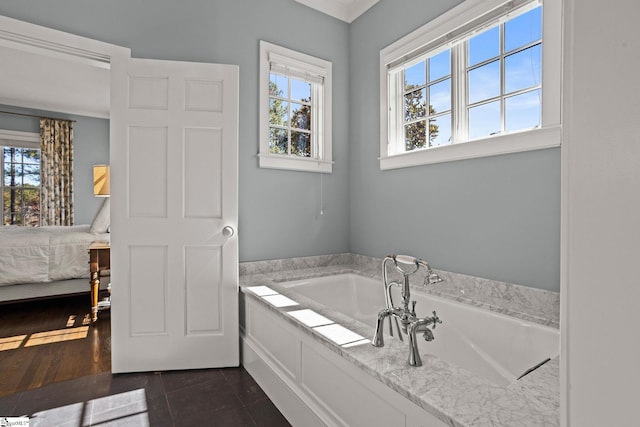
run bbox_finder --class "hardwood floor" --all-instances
[0,295,290,426]
[0,294,111,396]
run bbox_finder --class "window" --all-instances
[380,0,561,170]
[1,130,41,226]
[260,41,333,173]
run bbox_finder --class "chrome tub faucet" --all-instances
[372,255,443,367]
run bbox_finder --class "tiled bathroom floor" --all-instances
[0,295,290,426]
[0,366,290,426]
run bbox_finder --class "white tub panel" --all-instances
[301,342,406,427]
[242,294,447,427]
[248,304,299,381]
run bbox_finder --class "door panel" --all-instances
[110,56,238,373]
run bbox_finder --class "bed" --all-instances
[0,199,110,304]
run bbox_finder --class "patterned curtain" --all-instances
[40,118,74,226]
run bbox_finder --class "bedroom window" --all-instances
[1,131,41,226]
[259,40,333,173]
[380,0,561,169]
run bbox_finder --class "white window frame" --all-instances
[0,129,41,226]
[379,0,562,170]
[259,40,333,173]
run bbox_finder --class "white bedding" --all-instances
[0,225,109,286]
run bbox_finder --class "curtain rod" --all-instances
[0,110,76,123]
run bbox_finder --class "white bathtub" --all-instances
[281,273,559,387]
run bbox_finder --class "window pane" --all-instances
[429,78,451,114]
[23,173,40,187]
[291,103,311,130]
[468,101,501,140]
[429,49,450,81]
[468,60,500,104]
[269,99,288,126]
[405,61,425,90]
[404,88,426,122]
[429,114,451,147]
[291,79,311,102]
[3,165,13,186]
[291,131,311,157]
[269,127,288,154]
[505,7,542,52]
[405,120,426,151]
[269,73,288,97]
[23,149,40,163]
[6,164,23,183]
[505,44,541,93]
[11,147,24,159]
[23,188,40,224]
[505,89,541,132]
[468,26,499,66]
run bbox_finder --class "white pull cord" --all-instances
[319,173,324,216]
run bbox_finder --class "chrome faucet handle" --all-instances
[430,311,442,329]
[424,271,443,286]
[389,255,421,276]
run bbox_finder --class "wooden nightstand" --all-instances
[88,241,110,322]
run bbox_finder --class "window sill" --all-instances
[259,154,333,173]
[379,126,561,170]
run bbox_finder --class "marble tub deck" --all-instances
[239,254,560,427]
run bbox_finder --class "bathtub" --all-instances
[240,269,561,426]
[280,273,560,387]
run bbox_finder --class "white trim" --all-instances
[0,15,122,67]
[0,14,129,118]
[380,125,561,170]
[0,129,40,146]
[259,41,333,174]
[258,154,334,174]
[293,0,379,23]
[379,0,561,169]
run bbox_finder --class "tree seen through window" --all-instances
[268,74,312,157]
[2,146,41,226]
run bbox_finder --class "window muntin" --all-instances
[259,41,333,173]
[269,73,313,157]
[2,145,41,226]
[398,5,541,152]
[465,6,542,140]
[380,0,559,170]
[403,49,453,150]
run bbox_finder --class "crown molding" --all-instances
[294,0,379,23]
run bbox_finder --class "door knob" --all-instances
[222,226,235,237]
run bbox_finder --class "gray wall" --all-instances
[0,0,561,291]
[0,0,352,263]
[348,0,561,291]
[0,104,109,225]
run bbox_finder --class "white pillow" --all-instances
[90,198,110,234]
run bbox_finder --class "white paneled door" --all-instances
[110,56,239,372]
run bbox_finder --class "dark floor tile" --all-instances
[12,376,99,416]
[101,371,166,401]
[219,365,250,384]
[161,368,225,393]
[28,401,88,427]
[245,398,291,427]
[86,397,149,427]
[146,395,174,427]
[0,391,22,414]
[222,368,268,406]
[166,378,244,425]
[173,405,255,427]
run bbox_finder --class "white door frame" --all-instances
[0,15,129,118]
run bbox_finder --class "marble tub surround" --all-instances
[239,254,560,427]
[240,253,559,328]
